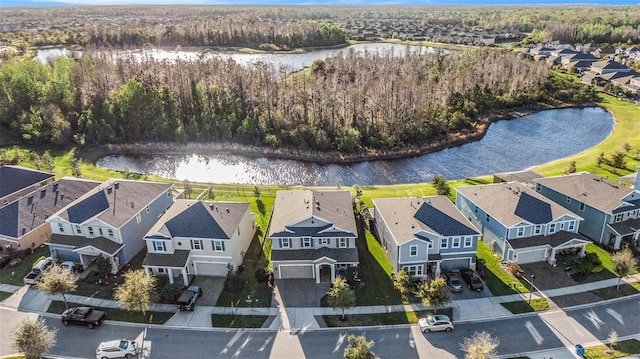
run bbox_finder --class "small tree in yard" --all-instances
[460,331,499,359]
[607,329,618,354]
[344,334,379,359]
[612,247,638,290]
[415,276,450,314]
[393,269,413,299]
[12,317,57,359]
[95,255,113,279]
[36,264,78,309]
[432,175,451,197]
[114,269,157,315]
[328,276,355,321]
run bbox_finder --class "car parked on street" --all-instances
[177,285,202,311]
[61,306,106,329]
[442,271,463,292]
[418,314,454,333]
[460,268,484,292]
[96,339,138,359]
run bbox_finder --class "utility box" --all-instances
[575,344,585,356]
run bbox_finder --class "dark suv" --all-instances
[177,285,202,311]
[460,268,484,292]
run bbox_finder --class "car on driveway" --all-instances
[95,339,138,359]
[442,271,463,292]
[418,314,454,333]
[177,285,202,311]
[460,268,484,292]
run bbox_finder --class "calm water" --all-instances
[96,107,614,186]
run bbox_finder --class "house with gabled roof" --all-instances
[46,179,174,273]
[590,60,631,75]
[373,195,480,279]
[0,165,54,207]
[141,200,255,286]
[0,177,100,252]
[456,182,588,265]
[268,189,358,283]
[535,170,640,251]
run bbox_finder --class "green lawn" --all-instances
[580,244,623,283]
[0,246,51,286]
[584,339,640,359]
[47,300,173,324]
[501,298,549,314]
[322,308,453,327]
[476,241,529,296]
[210,314,269,328]
[591,281,640,300]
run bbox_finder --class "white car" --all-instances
[96,339,138,359]
[418,315,454,333]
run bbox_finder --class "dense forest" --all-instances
[0,47,593,154]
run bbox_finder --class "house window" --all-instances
[75,225,82,234]
[452,237,461,248]
[464,237,473,247]
[440,238,448,249]
[534,225,542,235]
[410,245,418,256]
[58,223,64,233]
[536,183,541,191]
[614,214,623,223]
[566,196,571,203]
[167,189,172,197]
[302,237,312,248]
[568,221,576,231]
[153,241,166,252]
[517,227,525,237]
[320,238,329,245]
[190,239,203,250]
[136,213,141,224]
[402,265,424,276]
[146,206,150,213]
[88,227,94,236]
[281,238,290,248]
[213,240,225,251]
[99,228,103,236]
[474,206,478,213]
[339,238,348,248]
[486,214,490,222]
[579,202,585,211]
[427,241,433,249]
[107,229,114,237]
[549,223,556,234]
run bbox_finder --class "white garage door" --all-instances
[516,249,546,264]
[279,265,314,279]
[195,262,228,276]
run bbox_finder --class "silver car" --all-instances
[418,315,454,333]
[443,271,464,292]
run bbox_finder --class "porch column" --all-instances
[181,268,189,286]
[167,268,174,284]
[315,264,320,284]
[548,248,557,265]
[330,264,336,283]
[613,235,622,251]
[144,266,150,278]
[579,245,587,257]
[435,261,441,278]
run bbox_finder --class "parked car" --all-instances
[460,268,484,292]
[177,285,202,311]
[60,261,78,273]
[0,256,11,270]
[96,339,138,359]
[418,314,454,333]
[23,257,54,285]
[442,271,463,292]
[61,306,106,329]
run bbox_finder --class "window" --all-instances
[614,214,623,222]
[549,223,556,234]
[566,196,571,203]
[534,225,542,235]
[302,237,312,248]
[167,189,172,197]
[579,202,585,211]
[153,241,166,252]
[339,238,348,248]
[320,238,329,245]
[213,240,225,251]
[568,221,576,231]
[486,214,490,222]
[474,206,478,213]
[410,245,418,256]
[464,237,473,247]
[452,237,461,248]
[88,227,94,236]
[536,183,541,191]
[146,206,150,213]
[281,238,290,248]
[190,239,203,250]
[107,229,114,237]
[136,213,141,224]
[427,241,433,249]
[440,238,448,249]
[517,227,524,237]
[58,223,64,233]
[402,265,424,276]
[75,225,82,234]
[99,228,103,236]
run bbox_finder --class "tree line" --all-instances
[0,47,592,154]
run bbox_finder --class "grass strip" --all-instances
[500,298,549,314]
[210,314,269,328]
[47,300,173,325]
[590,281,640,300]
[584,339,640,359]
[322,308,453,327]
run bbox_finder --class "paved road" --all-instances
[1,296,638,359]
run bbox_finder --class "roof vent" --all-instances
[53,183,58,192]
[107,187,112,194]
[210,204,215,210]
[226,208,229,213]
[114,182,120,190]
[131,201,134,208]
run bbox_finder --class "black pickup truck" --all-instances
[61,306,106,329]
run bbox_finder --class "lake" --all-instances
[96,107,615,186]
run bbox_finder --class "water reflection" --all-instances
[96,107,614,186]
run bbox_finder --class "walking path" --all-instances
[1,273,639,358]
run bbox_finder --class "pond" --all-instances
[96,107,614,186]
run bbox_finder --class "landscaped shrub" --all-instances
[159,283,182,304]
[255,267,272,284]
[506,262,524,278]
[225,274,246,293]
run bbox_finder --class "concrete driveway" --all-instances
[274,279,330,307]
[189,276,225,306]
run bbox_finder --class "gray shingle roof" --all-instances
[143,249,190,268]
[609,218,640,236]
[373,196,479,245]
[146,200,250,240]
[48,233,123,255]
[0,165,53,198]
[268,190,357,238]
[271,247,359,262]
[456,182,579,227]
[67,191,109,224]
[535,173,638,214]
[508,230,590,249]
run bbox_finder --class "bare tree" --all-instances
[460,331,499,359]
[12,317,57,359]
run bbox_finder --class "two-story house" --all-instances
[269,190,358,283]
[46,179,174,273]
[373,196,481,279]
[535,170,640,251]
[456,182,588,265]
[0,165,54,209]
[0,177,100,252]
[141,200,255,286]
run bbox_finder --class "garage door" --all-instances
[440,258,470,272]
[195,262,228,276]
[279,265,314,279]
[515,249,546,264]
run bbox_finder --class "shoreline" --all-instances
[98,104,588,165]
